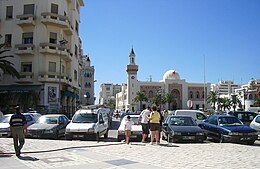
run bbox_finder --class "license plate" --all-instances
[74,135,84,138]
[130,135,137,138]
[182,136,195,140]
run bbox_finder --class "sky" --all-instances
[79,0,260,101]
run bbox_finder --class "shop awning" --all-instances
[0,85,42,93]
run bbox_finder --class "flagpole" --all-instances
[203,55,206,110]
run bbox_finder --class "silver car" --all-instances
[250,115,260,139]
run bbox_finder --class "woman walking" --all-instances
[149,105,161,145]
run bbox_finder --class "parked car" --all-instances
[0,113,37,137]
[117,114,142,142]
[227,111,258,126]
[26,114,69,139]
[65,107,109,141]
[250,115,260,139]
[200,115,258,145]
[174,110,207,124]
[161,115,205,143]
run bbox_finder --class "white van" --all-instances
[174,110,207,124]
[65,108,110,141]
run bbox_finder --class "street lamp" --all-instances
[243,88,247,110]
[58,39,68,113]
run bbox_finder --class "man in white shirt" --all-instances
[138,106,151,143]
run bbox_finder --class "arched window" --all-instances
[202,91,205,99]
[248,94,253,100]
[189,91,193,99]
[85,92,90,98]
[196,91,200,99]
[148,90,153,98]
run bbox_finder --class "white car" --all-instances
[0,114,12,137]
[65,108,109,141]
[174,110,207,125]
[117,115,142,142]
[250,115,260,139]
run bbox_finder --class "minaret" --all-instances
[126,48,138,111]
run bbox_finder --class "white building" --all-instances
[99,83,124,105]
[0,0,84,116]
[211,80,241,98]
[80,55,95,106]
[116,48,211,111]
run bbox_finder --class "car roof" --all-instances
[40,114,65,117]
[169,115,194,118]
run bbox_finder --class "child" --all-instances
[125,115,132,144]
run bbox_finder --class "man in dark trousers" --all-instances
[9,106,27,156]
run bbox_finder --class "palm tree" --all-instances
[207,91,218,110]
[134,91,148,111]
[231,94,240,111]
[165,92,175,110]
[152,93,166,111]
[0,43,20,78]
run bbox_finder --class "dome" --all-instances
[163,70,180,81]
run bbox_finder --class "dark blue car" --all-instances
[200,115,258,145]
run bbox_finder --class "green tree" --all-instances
[165,92,175,110]
[0,43,20,78]
[134,91,148,111]
[152,93,166,111]
[207,91,218,110]
[106,99,116,109]
[231,94,241,111]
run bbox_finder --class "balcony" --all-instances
[41,12,70,29]
[15,44,35,55]
[39,43,72,61]
[16,72,34,83]
[38,72,70,84]
[16,14,35,27]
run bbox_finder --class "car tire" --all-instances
[104,129,109,139]
[167,134,172,143]
[162,133,166,140]
[117,136,121,142]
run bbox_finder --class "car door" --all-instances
[162,117,171,138]
[58,116,68,135]
[98,113,106,136]
[201,116,218,139]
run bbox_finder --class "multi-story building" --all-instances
[0,0,84,116]
[211,80,241,97]
[80,55,95,105]
[99,83,124,105]
[116,48,211,111]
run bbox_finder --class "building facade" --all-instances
[211,80,240,97]
[80,55,95,105]
[99,83,124,105]
[0,0,84,116]
[116,48,211,111]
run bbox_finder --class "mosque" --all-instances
[115,48,211,111]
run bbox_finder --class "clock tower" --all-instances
[126,48,138,111]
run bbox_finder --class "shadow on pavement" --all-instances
[18,155,39,161]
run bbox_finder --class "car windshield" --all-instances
[0,115,11,123]
[37,116,58,124]
[218,117,243,126]
[169,117,197,126]
[122,116,140,125]
[72,113,98,123]
[24,115,33,122]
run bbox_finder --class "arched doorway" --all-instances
[172,89,181,110]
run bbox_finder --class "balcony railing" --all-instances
[16,72,34,83]
[38,72,70,84]
[41,12,71,28]
[39,43,72,61]
[16,14,35,26]
[15,44,35,55]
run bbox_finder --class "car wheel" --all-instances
[104,129,109,139]
[219,134,225,143]
[96,132,100,142]
[167,134,171,143]
[117,136,121,142]
[162,134,166,140]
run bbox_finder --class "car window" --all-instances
[37,116,58,124]
[218,117,243,126]
[24,115,33,122]
[169,117,196,126]
[62,116,68,123]
[197,113,206,120]
[208,116,218,125]
[248,113,256,121]
[99,113,104,123]
[1,115,11,123]
[255,116,260,124]
[72,113,98,123]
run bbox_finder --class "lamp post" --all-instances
[58,39,68,113]
[242,88,247,111]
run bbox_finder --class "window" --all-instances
[49,32,57,44]
[24,4,35,15]
[5,34,12,47]
[22,32,33,44]
[202,91,205,99]
[85,92,90,98]
[208,116,218,125]
[62,65,65,74]
[49,62,56,72]
[74,45,78,56]
[74,70,77,81]
[75,21,79,34]
[6,6,13,19]
[255,116,260,124]
[21,62,32,72]
[197,113,206,120]
[196,91,200,99]
[148,91,153,98]
[51,3,58,14]
[196,104,200,110]
[189,91,193,99]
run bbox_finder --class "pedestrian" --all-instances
[149,105,161,145]
[125,115,132,144]
[138,106,151,143]
[9,106,27,156]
